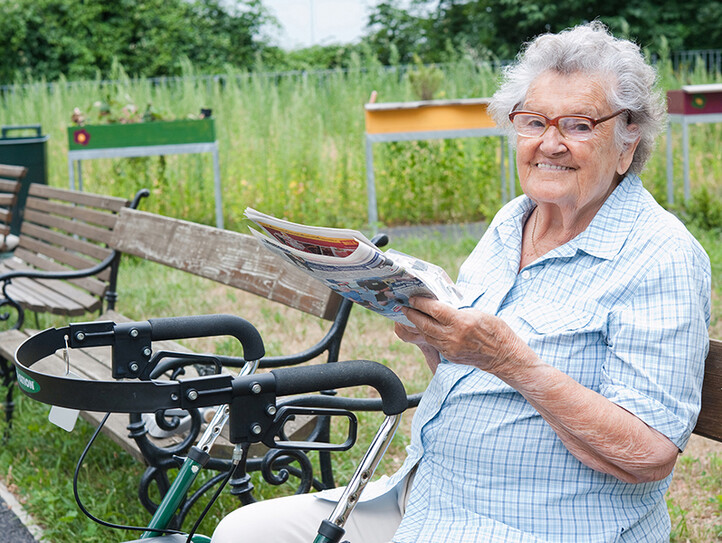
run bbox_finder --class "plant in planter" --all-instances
[68,96,215,152]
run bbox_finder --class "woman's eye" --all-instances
[567,120,593,132]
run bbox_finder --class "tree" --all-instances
[361,0,722,65]
[0,0,275,83]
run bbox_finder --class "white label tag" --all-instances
[48,369,81,432]
[49,405,80,432]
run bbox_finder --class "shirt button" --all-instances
[521,270,531,280]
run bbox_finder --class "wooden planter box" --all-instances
[667,84,722,115]
[67,118,216,151]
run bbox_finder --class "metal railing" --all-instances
[1,49,720,94]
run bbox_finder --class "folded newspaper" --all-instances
[245,208,462,326]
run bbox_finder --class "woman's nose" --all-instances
[539,125,568,154]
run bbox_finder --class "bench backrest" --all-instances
[694,338,722,442]
[110,208,343,320]
[0,165,25,238]
[13,184,132,308]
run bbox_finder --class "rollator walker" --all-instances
[13,313,409,543]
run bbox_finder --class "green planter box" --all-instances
[67,118,215,151]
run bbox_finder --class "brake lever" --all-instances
[262,406,357,452]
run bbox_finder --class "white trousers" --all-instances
[211,473,413,543]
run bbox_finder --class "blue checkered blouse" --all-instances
[387,174,711,542]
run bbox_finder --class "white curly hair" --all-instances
[488,21,666,174]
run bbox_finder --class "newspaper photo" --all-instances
[245,208,462,326]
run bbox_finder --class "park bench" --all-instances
[0,183,149,329]
[0,182,148,430]
[0,206,374,524]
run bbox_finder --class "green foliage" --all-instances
[0,0,272,82]
[361,0,722,66]
[376,138,501,226]
[682,186,722,233]
[407,55,445,100]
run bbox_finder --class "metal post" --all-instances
[68,158,75,191]
[682,118,690,202]
[365,136,378,232]
[507,137,516,199]
[212,143,224,229]
[320,414,402,537]
[666,120,674,205]
[499,136,507,203]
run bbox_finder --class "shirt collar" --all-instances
[571,174,642,260]
[495,174,643,262]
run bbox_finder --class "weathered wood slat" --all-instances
[5,278,89,314]
[0,166,22,244]
[28,184,128,212]
[17,236,105,274]
[0,165,27,181]
[19,221,113,262]
[111,208,342,321]
[0,258,103,313]
[0,182,19,194]
[8,248,111,294]
[24,196,119,229]
[22,208,114,246]
[694,338,722,442]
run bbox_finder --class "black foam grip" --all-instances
[148,314,265,361]
[271,360,407,415]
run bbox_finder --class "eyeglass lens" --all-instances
[512,113,595,141]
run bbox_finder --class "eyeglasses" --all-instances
[508,109,628,141]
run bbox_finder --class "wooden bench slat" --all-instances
[19,221,114,262]
[694,338,722,442]
[17,235,107,274]
[0,180,21,193]
[24,196,119,229]
[5,278,89,314]
[12,245,112,287]
[22,208,114,246]
[111,208,341,321]
[0,166,23,241]
[0,165,27,180]
[28,184,129,212]
[1,253,109,296]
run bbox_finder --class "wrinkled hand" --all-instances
[399,296,537,378]
[395,319,442,372]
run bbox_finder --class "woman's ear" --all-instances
[617,125,640,175]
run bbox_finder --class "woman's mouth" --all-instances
[535,162,575,171]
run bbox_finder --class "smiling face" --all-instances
[516,71,638,219]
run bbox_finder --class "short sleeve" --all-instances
[600,241,710,450]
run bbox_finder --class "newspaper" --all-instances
[245,208,462,326]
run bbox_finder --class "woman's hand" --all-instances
[394,320,442,373]
[399,296,539,379]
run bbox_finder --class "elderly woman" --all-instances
[213,22,710,543]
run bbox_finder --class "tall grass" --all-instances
[0,58,501,229]
[3,55,717,231]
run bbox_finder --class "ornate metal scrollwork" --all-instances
[0,280,24,330]
[259,448,324,495]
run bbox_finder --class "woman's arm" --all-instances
[400,297,679,483]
